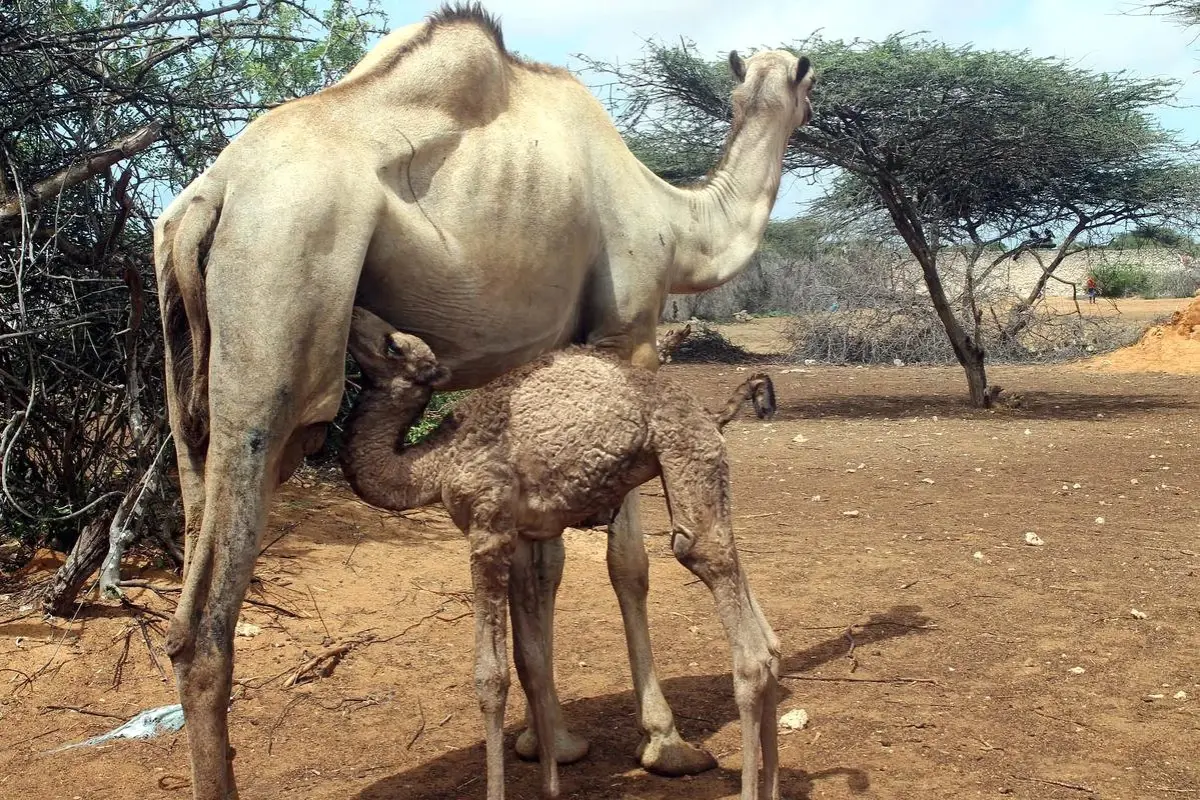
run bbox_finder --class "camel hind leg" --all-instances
[163,189,369,799]
[656,450,780,800]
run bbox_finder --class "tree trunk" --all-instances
[959,342,992,408]
[881,199,996,408]
[42,512,113,616]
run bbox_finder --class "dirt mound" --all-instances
[1085,294,1200,374]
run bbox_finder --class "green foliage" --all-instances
[760,217,830,259]
[406,391,470,445]
[1091,263,1152,297]
[0,1,386,549]
[1109,225,1197,251]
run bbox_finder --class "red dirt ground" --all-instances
[2,329,1199,799]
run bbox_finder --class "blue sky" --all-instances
[379,1,1199,218]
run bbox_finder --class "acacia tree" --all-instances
[582,36,1200,406]
[1141,1,1200,29]
[0,0,383,610]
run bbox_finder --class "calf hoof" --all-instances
[637,731,718,776]
[514,727,590,764]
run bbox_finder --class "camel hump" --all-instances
[157,187,222,451]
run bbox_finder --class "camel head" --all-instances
[348,307,451,391]
[727,49,815,130]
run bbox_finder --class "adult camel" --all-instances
[153,3,814,797]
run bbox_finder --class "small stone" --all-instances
[843,510,860,518]
[1068,666,1086,675]
[1073,483,1081,489]
[921,478,935,484]
[1023,532,1044,546]
[235,621,261,638]
[972,551,985,561]
[1145,694,1165,701]
[893,358,905,367]
[810,495,821,501]
[792,433,809,443]
[1130,609,1148,620]
[1095,517,1105,525]
[1174,690,1188,700]
[1131,478,1139,485]
[779,708,809,730]
[1024,428,1031,435]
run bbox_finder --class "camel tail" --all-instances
[157,192,220,452]
[714,373,776,429]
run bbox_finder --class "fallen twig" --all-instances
[40,704,126,721]
[112,628,133,690]
[308,586,332,641]
[119,580,305,619]
[844,628,859,673]
[286,635,375,688]
[1032,707,1091,729]
[267,694,309,755]
[1011,775,1095,794]
[258,521,299,557]
[120,597,171,621]
[782,674,943,686]
[406,697,425,750]
[136,617,167,681]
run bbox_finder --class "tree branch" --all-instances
[0,122,162,221]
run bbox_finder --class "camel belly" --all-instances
[356,249,592,387]
[358,127,603,387]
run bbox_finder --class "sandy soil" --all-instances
[1083,295,1200,375]
[3,360,1199,800]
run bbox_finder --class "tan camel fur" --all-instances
[149,2,813,794]
[341,308,780,800]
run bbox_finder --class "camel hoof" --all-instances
[636,731,718,777]
[514,727,590,764]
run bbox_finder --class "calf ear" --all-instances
[729,50,746,83]
[794,55,812,85]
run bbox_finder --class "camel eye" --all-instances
[386,338,404,357]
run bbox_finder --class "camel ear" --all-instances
[794,56,811,85]
[728,50,746,83]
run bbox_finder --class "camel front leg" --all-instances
[607,493,718,776]
[511,537,590,767]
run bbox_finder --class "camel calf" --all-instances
[341,307,781,800]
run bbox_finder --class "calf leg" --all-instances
[659,457,780,800]
[510,539,561,797]
[470,528,517,800]
[512,537,590,766]
[608,494,717,776]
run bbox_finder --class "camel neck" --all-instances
[662,108,791,293]
[340,386,448,511]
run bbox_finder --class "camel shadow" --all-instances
[357,605,927,799]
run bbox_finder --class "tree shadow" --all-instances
[357,605,927,800]
[770,390,1194,422]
